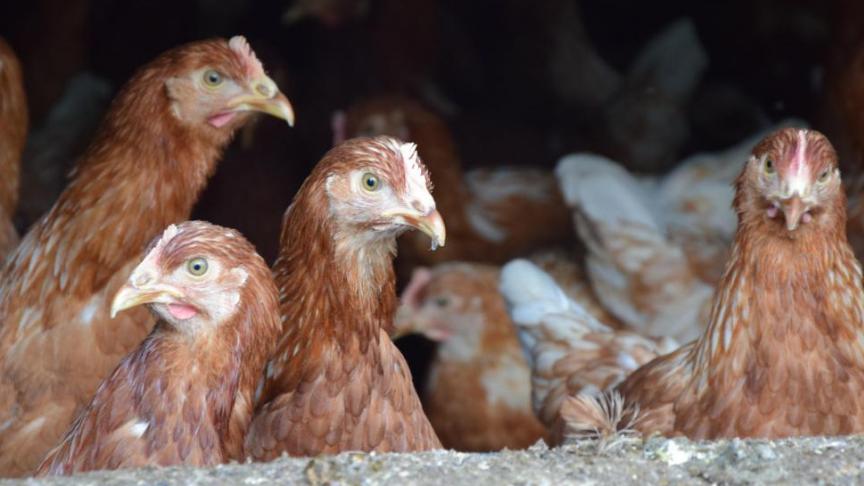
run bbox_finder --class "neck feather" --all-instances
[11,78,233,298]
[272,182,398,366]
[690,216,864,375]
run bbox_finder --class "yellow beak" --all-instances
[228,78,295,127]
[386,208,446,250]
[110,284,184,319]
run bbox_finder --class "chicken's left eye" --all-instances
[203,70,223,87]
[187,257,209,276]
[362,172,381,192]
[818,169,831,183]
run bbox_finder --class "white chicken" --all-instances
[499,259,678,444]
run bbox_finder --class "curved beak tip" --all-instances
[781,197,806,232]
[421,210,446,250]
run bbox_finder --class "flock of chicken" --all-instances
[1,27,864,479]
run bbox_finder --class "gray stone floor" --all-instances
[6,436,864,485]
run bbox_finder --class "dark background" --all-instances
[0,0,854,383]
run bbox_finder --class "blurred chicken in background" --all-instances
[0,38,27,260]
[500,259,678,445]
[394,252,620,451]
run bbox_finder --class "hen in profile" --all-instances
[500,259,677,445]
[567,128,864,440]
[0,36,294,477]
[245,136,443,458]
[395,262,548,451]
[37,221,281,475]
[336,96,574,279]
[0,37,27,259]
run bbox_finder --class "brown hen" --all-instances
[568,128,864,440]
[336,96,575,280]
[245,136,443,459]
[0,36,294,477]
[37,221,281,475]
[0,37,27,259]
[393,253,621,451]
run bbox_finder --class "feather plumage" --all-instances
[0,36,293,477]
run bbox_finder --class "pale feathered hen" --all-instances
[499,259,677,445]
[556,121,806,342]
[245,136,443,458]
[0,36,294,477]
[37,221,281,475]
[566,128,864,440]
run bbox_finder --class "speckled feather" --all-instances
[36,222,281,475]
[245,137,440,459]
[500,259,677,445]
[0,37,272,477]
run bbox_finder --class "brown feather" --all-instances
[245,137,441,459]
[0,37,287,477]
[37,221,281,475]
[579,129,864,440]
[0,37,27,259]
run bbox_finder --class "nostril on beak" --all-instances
[134,274,152,287]
[256,83,273,98]
[411,201,426,213]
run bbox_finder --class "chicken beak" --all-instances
[228,78,295,127]
[386,208,446,250]
[110,283,185,318]
[781,196,807,231]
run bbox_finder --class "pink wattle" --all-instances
[208,111,237,128]
[167,303,199,320]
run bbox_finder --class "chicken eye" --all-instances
[434,296,450,308]
[362,172,381,192]
[202,70,223,88]
[818,169,831,183]
[764,158,775,175]
[186,257,209,277]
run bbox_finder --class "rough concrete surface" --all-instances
[6,436,864,485]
